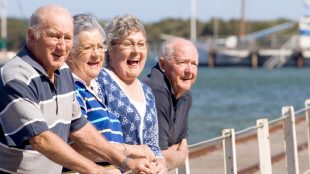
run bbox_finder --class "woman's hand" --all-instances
[127,144,155,161]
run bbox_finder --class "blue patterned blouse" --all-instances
[96,68,162,157]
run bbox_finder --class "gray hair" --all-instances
[158,38,179,60]
[29,4,71,39]
[71,13,106,53]
[158,37,196,60]
[105,14,146,49]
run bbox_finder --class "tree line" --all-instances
[2,17,298,51]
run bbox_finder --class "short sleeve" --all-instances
[0,80,49,146]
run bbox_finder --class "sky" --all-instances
[5,0,310,23]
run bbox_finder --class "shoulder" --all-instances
[97,68,109,79]
[59,64,74,80]
[180,91,193,105]
[96,68,111,85]
[143,65,163,87]
[1,56,38,86]
[141,81,155,99]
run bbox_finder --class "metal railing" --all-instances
[174,99,310,174]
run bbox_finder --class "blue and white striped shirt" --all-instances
[74,76,123,143]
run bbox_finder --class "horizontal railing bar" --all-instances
[189,107,310,148]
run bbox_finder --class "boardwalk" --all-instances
[172,116,309,174]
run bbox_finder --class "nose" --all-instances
[56,37,66,50]
[184,67,191,75]
[92,47,102,57]
[184,63,192,72]
[131,44,140,52]
[184,63,197,76]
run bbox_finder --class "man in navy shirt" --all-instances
[143,37,199,170]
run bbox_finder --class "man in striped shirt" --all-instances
[0,4,154,174]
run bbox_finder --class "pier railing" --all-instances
[174,99,310,174]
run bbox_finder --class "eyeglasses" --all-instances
[78,44,107,53]
[112,40,148,50]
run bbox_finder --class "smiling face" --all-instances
[108,31,147,83]
[159,39,199,98]
[28,8,73,78]
[69,29,105,85]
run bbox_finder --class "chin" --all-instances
[180,85,191,91]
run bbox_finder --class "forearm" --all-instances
[70,142,105,162]
[163,150,186,170]
[163,140,188,170]
[30,130,100,173]
[71,142,154,163]
[70,123,156,173]
[70,123,124,167]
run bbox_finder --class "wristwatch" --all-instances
[119,156,130,172]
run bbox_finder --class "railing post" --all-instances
[257,119,272,174]
[282,106,300,174]
[175,155,190,174]
[305,99,310,169]
[222,128,237,174]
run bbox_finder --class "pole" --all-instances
[1,0,7,51]
[239,0,245,37]
[190,0,196,41]
[213,0,219,40]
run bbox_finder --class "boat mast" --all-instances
[190,0,197,41]
[239,0,246,37]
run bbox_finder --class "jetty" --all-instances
[197,17,310,69]
[198,34,310,69]
[171,99,310,174]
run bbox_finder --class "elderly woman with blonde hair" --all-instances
[96,14,167,174]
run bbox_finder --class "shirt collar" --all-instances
[72,73,99,95]
[19,45,61,78]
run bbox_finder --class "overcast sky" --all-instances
[5,0,310,23]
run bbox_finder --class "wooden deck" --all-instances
[170,116,309,174]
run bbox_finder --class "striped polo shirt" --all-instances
[0,46,88,174]
[74,76,123,143]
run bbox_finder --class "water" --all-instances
[142,60,310,144]
[188,67,310,144]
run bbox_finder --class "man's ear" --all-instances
[27,28,35,44]
[159,58,165,72]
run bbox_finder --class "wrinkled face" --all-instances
[108,31,147,82]
[69,30,105,84]
[28,12,73,76]
[160,42,199,98]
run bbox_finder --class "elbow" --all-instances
[29,131,49,152]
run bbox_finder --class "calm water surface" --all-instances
[188,67,310,144]
[142,60,310,144]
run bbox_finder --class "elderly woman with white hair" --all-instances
[66,13,155,174]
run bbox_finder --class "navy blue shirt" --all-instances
[143,63,192,150]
